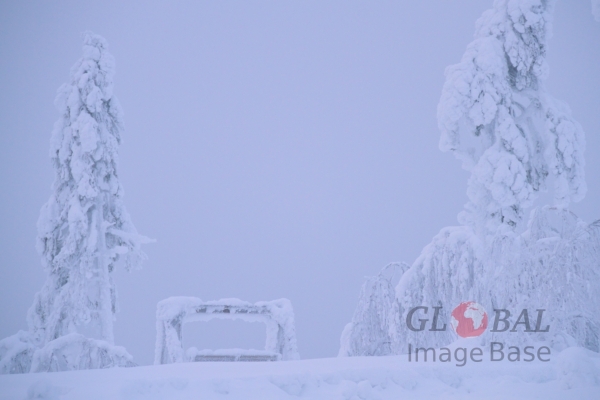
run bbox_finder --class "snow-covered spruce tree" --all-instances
[437,0,585,238]
[341,0,599,356]
[389,0,597,354]
[0,32,149,373]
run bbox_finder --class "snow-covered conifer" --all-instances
[0,32,149,374]
[388,0,597,354]
[342,0,599,357]
[28,32,151,348]
[438,0,585,238]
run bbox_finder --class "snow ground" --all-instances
[1,347,598,399]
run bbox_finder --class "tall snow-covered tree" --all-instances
[438,0,585,238]
[28,32,151,346]
[0,32,148,374]
[341,0,599,356]
[393,0,597,353]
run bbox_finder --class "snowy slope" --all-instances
[1,347,598,400]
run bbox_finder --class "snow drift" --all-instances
[1,347,599,399]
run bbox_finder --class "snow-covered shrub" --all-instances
[390,227,486,354]
[438,0,585,238]
[30,333,135,373]
[0,331,36,374]
[487,207,600,351]
[1,331,136,374]
[390,207,600,354]
[339,263,407,357]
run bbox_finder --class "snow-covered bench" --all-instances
[154,297,299,364]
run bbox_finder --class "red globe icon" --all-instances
[451,301,488,338]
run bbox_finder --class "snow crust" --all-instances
[0,347,598,399]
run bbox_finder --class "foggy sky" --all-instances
[1,0,598,364]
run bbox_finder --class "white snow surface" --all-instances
[0,347,598,399]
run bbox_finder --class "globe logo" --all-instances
[451,301,488,338]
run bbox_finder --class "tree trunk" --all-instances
[96,195,114,344]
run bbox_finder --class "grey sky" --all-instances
[1,1,598,364]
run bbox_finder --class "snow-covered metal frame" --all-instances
[154,297,299,364]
